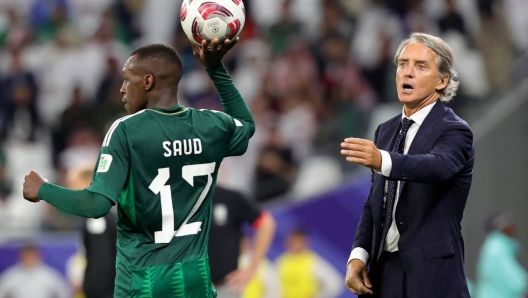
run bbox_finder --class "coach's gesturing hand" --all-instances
[341,137,382,172]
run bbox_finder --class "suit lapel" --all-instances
[379,116,402,152]
[372,115,401,220]
[408,101,447,155]
[399,101,447,191]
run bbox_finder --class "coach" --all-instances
[340,32,475,298]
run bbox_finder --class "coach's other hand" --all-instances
[345,259,373,295]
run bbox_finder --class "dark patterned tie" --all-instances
[377,117,414,260]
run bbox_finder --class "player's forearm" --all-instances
[38,183,112,218]
[206,63,254,125]
[248,212,276,272]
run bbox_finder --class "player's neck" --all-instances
[147,92,180,109]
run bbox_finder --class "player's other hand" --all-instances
[23,171,47,203]
[345,259,373,295]
[191,37,239,69]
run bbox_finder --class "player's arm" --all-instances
[192,38,255,132]
[23,171,112,218]
[244,212,276,275]
[226,211,276,290]
[206,62,254,126]
[216,188,276,289]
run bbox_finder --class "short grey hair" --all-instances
[393,32,459,102]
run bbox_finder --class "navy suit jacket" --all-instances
[353,101,475,298]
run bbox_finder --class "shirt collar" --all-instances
[401,101,437,126]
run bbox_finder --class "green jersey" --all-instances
[87,66,254,297]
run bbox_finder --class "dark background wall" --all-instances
[463,86,528,281]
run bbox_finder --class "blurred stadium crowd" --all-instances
[1,0,528,271]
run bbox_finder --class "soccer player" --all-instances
[22,38,254,298]
[208,185,276,297]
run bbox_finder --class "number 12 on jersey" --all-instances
[149,162,216,243]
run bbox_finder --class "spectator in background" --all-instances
[254,127,297,202]
[0,244,71,298]
[209,184,276,297]
[319,0,353,40]
[238,236,281,298]
[267,0,302,57]
[52,86,99,172]
[92,56,129,133]
[438,0,469,38]
[276,227,344,298]
[316,34,375,151]
[32,25,79,127]
[0,8,33,49]
[0,146,12,202]
[476,211,528,298]
[216,89,275,197]
[30,0,70,44]
[0,49,40,142]
[111,0,143,44]
[350,0,404,102]
[476,0,514,93]
[79,9,130,102]
[182,72,224,111]
[272,44,320,163]
[66,163,117,298]
[403,0,439,36]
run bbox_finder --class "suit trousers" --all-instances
[362,251,407,298]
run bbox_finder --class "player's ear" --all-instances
[144,74,154,91]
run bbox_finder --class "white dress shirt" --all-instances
[348,101,437,265]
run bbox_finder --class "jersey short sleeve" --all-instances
[88,121,130,203]
[213,111,253,157]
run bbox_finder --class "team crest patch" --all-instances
[97,154,113,172]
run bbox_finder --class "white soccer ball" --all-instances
[180,0,246,45]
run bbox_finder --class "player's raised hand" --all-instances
[191,37,239,69]
[22,171,47,203]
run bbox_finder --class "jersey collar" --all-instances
[148,104,187,114]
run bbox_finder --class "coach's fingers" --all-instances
[347,270,373,295]
[355,280,373,295]
[344,137,371,145]
[341,142,367,152]
[362,268,373,290]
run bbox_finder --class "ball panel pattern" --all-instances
[180,0,245,44]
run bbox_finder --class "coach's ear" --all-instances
[144,74,154,91]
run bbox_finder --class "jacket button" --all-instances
[399,222,404,225]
